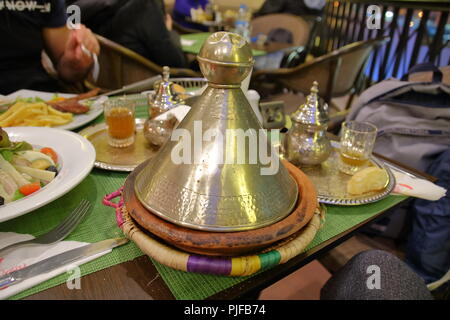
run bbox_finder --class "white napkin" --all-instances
[154,104,191,123]
[181,39,196,47]
[391,170,447,201]
[0,232,110,300]
[246,90,262,125]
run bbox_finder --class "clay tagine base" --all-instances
[123,159,318,256]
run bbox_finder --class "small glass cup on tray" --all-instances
[338,121,378,175]
[104,98,136,148]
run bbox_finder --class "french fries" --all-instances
[0,101,73,127]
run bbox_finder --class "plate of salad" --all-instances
[0,126,96,223]
[0,89,104,131]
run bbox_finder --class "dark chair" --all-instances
[253,37,389,109]
[280,16,322,68]
[251,13,311,47]
[251,13,317,68]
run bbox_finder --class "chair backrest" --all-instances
[250,14,311,47]
[88,34,200,92]
[273,37,388,102]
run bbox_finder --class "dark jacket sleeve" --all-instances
[73,0,188,68]
[135,0,187,68]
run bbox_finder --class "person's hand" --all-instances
[77,24,100,55]
[165,13,173,31]
[43,24,100,83]
[61,25,99,71]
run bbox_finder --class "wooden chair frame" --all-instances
[86,34,200,91]
[253,37,389,108]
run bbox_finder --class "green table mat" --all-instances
[181,32,266,56]
[0,95,408,300]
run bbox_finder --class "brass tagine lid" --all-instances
[134,32,298,232]
[148,66,183,118]
[291,81,329,127]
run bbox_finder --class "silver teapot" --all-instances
[147,66,184,119]
[144,66,183,146]
[285,81,332,166]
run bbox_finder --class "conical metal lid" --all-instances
[134,32,298,232]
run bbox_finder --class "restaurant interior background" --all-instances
[0,0,449,301]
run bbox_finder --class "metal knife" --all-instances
[103,75,162,97]
[0,238,128,290]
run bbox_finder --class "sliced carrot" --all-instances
[19,182,41,196]
[40,147,58,163]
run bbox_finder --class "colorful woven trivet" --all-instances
[103,188,326,277]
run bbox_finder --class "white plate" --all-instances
[3,90,103,131]
[0,127,96,223]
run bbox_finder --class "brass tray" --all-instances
[299,142,395,206]
[79,119,160,172]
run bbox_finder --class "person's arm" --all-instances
[165,13,182,50]
[42,25,100,83]
[141,6,187,68]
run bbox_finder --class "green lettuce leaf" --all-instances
[0,150,13,162]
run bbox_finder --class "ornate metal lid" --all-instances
[134,32,298,232]
[291,81,329,126]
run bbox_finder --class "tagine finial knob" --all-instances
[197,32,254,86]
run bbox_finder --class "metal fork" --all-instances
[0,199,91,255]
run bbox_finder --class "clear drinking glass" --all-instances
[104,98,136,148]
[339,121,378,175]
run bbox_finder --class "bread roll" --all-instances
[347,167,389,195]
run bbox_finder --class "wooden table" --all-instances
[25,156,434,300]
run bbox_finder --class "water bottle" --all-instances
[234,4,251,42]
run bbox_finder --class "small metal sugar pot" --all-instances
[285,81,332,166]
[147,66,184,119]
[144,66,183,146]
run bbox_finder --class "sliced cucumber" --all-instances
[16,151,55,167]
[14,165,56,182]
[0,154,29,187]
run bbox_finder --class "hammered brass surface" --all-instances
[134,32,299,232]
[126,159,316,256]
[135,87,299,231]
